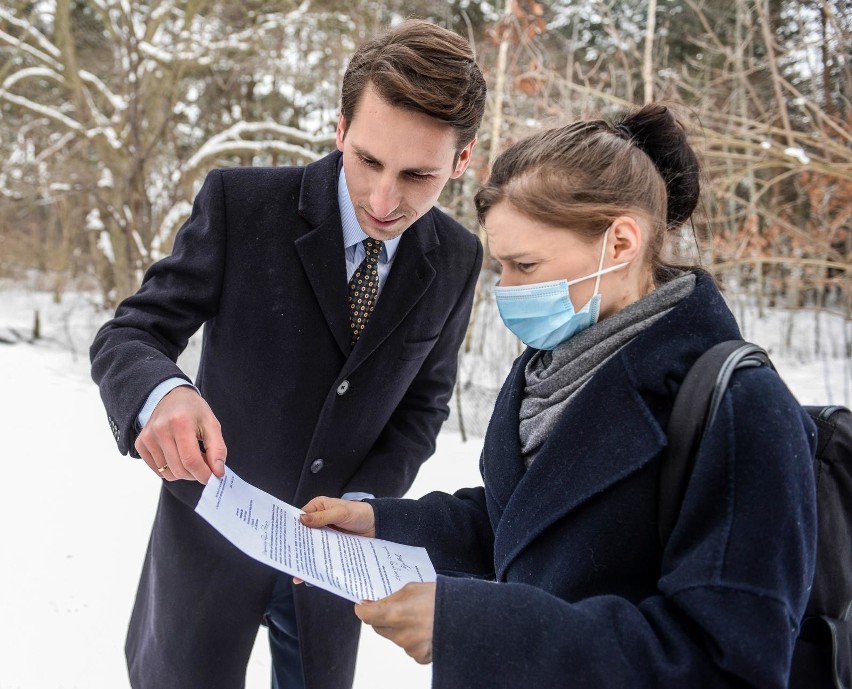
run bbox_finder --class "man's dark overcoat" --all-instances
[372,271,818,688]
[90,151,483,689]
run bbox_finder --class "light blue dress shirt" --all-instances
[338,167,401,288]
[137,167,403,501]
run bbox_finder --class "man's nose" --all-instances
[369,175,401,218]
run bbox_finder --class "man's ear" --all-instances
[609,215,645,263]
[450,136,477,178]
[336,113,347,152]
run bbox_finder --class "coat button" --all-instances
[336,380,350,395]
[310,458,324,474]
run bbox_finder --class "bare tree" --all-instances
[1,0,341,303]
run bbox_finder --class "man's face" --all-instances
[336,84,475,241]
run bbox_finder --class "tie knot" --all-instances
[363,238,383,260]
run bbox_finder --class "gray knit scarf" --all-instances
[519,272,696,465]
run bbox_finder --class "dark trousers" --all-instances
[265,573,306,689]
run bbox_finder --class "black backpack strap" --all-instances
[657,340,772,547]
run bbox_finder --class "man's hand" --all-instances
[355,582,436,664]
[135,386,227,484]
[299,496,376,538]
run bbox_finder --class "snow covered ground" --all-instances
[0,285,478,689]
[0,281,848,689]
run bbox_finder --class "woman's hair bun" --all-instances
[615,104,700,229]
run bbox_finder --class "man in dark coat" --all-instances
[89,20,486,689]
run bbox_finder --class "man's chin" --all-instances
[364,227,407,241]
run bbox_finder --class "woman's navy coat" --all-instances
[373,272,817,688]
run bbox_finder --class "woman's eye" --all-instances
[516,262,536,273]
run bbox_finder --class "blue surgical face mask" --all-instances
[493,229,629,350]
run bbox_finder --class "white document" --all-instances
[195,467,436,603]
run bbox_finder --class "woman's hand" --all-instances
[356,582,436,664]
[299,496,376,538]
[301,497,436,663]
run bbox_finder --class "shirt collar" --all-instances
[338,167,401,262]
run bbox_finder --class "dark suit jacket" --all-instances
[372,271,818,688]
[90,151,483,689]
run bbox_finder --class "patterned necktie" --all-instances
[347,238,384,346]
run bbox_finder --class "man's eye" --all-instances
[407,172,432,181]
[359,155,378,167]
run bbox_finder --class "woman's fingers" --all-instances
[299,497,376,537]
[355,583,436,664]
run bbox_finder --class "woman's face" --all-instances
[485,201,608,312]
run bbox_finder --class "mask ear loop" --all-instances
[592,226,610,295]
[565,225,631,287]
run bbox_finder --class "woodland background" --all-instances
[0,5,848,686]
[1,0,850,421]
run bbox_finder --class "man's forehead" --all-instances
[341,86,459,166]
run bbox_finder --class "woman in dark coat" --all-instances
[299,104,818,688]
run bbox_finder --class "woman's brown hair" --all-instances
[475,104,701,283]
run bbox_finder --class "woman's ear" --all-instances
[609,216,644,263]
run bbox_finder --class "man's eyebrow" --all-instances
[352,145,376,161]
[352,145,442,175]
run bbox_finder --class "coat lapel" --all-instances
[481,348,536,517]
[295,152,354,356]
[294,217,351,356]
[489,352,667,579]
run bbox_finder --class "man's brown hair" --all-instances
[341,20,486,149]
